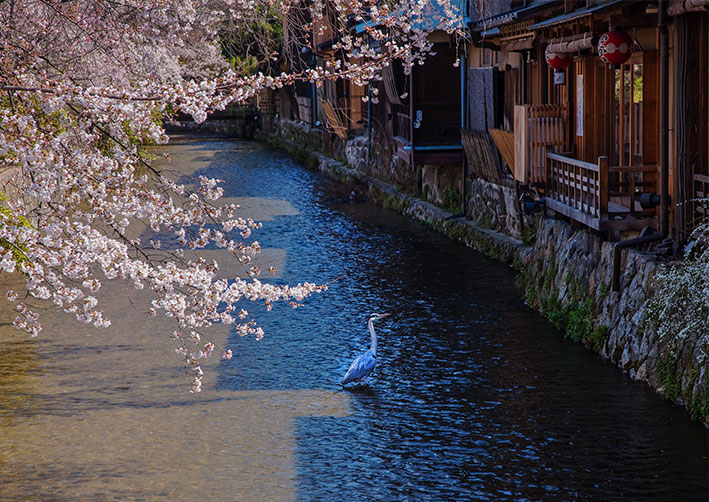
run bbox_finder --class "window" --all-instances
[611,56,643,166]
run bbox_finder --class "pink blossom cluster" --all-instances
[1,0,460,390]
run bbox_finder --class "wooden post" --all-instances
[545,145,553,199]
[514,104,528,183]
[599,156,609,220]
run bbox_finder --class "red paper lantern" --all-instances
[545,51,572,71]
[597,30,634,66]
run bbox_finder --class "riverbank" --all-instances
[263,120,709,425]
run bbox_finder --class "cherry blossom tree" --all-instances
[0,0,463,391]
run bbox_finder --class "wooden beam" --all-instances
[415,151,464,165]
[514,105,528,183]
[609,14,657,28]
[599,156,609,217]
[604,217,658,232]
[545,198,601,230]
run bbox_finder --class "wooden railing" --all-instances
[514,104,567,185]
[545,151,658,231]
[546,152,606,230]
[607,165,658,220]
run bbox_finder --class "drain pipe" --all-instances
[460,44,467,217]
[659,0,670,237]
[611,233,664,292]
[367,82,372,165]
[612,3,672,292]
[367,34,373,167]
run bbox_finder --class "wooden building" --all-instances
[299,0,709,244]
[392,34,465,168]
[310,5,367,143]
[305,0,467,195]
[470,0,709,242]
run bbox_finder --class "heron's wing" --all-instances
[341,351,376,385]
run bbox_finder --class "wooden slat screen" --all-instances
[462,129,506,184]
[525,104,568,185]
[320,100,348,139]
[489,128,515,172]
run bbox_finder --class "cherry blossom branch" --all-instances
[0,85,162,101]
[0,0,462,392]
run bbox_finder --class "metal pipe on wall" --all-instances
[367,82,372,163]
[612,233,664,291]
[659,0,670,237]
[460,46,467,215]
[367,35,372,164]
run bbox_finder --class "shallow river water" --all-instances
[0,133,706,501]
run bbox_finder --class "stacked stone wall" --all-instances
[524,218,708,422]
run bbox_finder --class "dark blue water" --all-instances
[180,134,707,501]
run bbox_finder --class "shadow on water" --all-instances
[343,386,379,397]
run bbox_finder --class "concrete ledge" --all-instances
[368,177,530,269]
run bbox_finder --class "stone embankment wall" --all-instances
[420,164,462,212]
[166,104,261,137]
[266,120,708,424]
[525,219,707,422]
[467,178,540,242]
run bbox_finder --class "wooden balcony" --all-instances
[545,151,658,232]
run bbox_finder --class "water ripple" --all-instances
[168,137,709,501]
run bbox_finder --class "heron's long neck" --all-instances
[368,319,377,355]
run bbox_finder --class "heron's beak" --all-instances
[380,313,391,317]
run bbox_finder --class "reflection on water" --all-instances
[0,327,41,482]
[0,133,707,501]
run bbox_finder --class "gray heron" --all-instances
[341,312,390,386]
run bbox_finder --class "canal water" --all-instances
[0,133,706,501]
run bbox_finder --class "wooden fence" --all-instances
[694,173,709,227]
[514,104,567,185]
[607,165,658,221]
